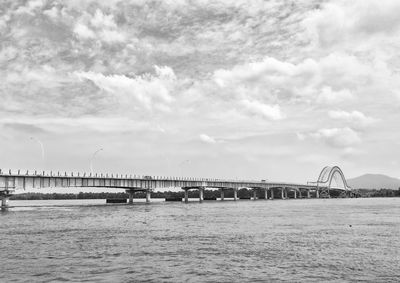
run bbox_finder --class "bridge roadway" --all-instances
[0,166,352,208]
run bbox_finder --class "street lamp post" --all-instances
[30,137,45,168]
[90,148,103,175]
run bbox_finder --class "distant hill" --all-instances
[347,174,400,190]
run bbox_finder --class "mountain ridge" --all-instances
[347,173,400,190]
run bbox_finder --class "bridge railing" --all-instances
[0,168,318,192]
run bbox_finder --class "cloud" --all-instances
[317,87,354,104]
[0,46,18,62]
[2,122,47,134]
[99,29,125,43]
[90,9,117,29]
[308,127,361,148]
[43,7,58,19]
[240,99,284,120]
[73,9,125,43]
[14,0,44,16]
[0,116,166,134]
[199,134,217,144]
[73,66,176,112]
[212,53,372,108]
[328,110,376,129]
[73,23,96,39]
[303,0,400,50]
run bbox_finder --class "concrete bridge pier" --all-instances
[220,189,224,201]
[270,189,274,200]
[299,190,302,199]
[294,190,297,199]
[253,190,257,200]
[1,196,9,210]
[126,190,134,204]
[199,188,204,202]
[184,188,189,203]
[264,188,268,200]
[233,189,238,201]
[146,190,151,203]
[281,188,284,199]
[316,189,320,198]
[307,190,310,198]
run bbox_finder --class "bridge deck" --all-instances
[0,170,317,193]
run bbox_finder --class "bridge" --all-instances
[0,166,353,208]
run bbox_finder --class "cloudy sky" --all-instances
[1,0,400,183]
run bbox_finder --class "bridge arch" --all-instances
[317,166,351,191]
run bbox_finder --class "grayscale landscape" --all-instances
[1,0,399,282]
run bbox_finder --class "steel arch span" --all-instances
[317,166,352,191]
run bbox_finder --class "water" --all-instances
[1,198,399,282]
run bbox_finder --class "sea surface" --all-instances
[1,198,399,282]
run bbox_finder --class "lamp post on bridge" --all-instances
[30,136,45,168]
[90,148,103,175]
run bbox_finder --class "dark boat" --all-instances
[165,197,182,202]
[106,198,127,203]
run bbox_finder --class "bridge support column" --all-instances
[220,189,224,201]
[270,189,274,200]
[294,190,297,199]
[233,189,238,201]
[316,189,320,198]
[281,188,284,199]
[146,190,151,203]
[127,190,134,204]
[299,190,302,199]
[253,190,257,200]
[307,190,311,198]
[199,188,204,202]
[184,189,189,203]
[264,188,268,200]
[1,196,9,210]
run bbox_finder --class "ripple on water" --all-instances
[0,198,399,282]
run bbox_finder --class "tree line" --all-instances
[10,187,399,200]
[357,188,400,198]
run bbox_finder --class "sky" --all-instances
[1,0,400,184]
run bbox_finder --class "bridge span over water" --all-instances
[0,166,352,208]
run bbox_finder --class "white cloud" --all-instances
[328,110,376,129]
[303,0,400,50]
[73,66,176,112]
[73,23,95,39]
[73,10,125,43]
[0,46,18,62]
[43,7,59,19]
[14,0,44,15]
[317,86,354,104]
[240,99,284,120]
[0,116,159,133]
[90,9,117,29]
[199,134,217,144]
[212,53,373,107]
[99,29,125,43]
[155,65,177,80]
[309,127,361,148]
